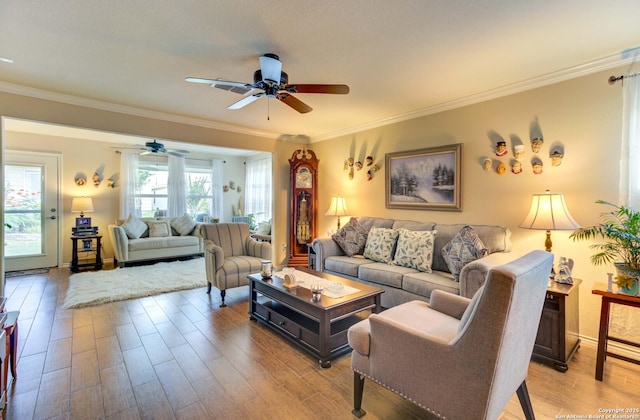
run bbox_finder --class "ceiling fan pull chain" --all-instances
[267,97,270,121]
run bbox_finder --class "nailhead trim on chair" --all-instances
[351,367,445,419]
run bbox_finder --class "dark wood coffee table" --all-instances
[248,267,383,368]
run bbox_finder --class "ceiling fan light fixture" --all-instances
[259,54,282,85]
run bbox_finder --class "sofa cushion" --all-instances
[147,219,172,238]
[442,225,489,281]
[363,226,399,264]
[392,229,437,272]
[358,262,415,288]
[128,235,200,252]
[403,270,459,299]
[325,256,375,277]
[332,217,368,256]
[392,220,435,231]
[171,213,197,236]
[121,214,148,239]
[432,224,511,272]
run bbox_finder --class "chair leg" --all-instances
[516,380,535,420]
[220,290,227,307]
[206,282,212,294]
[352,372,366,418]
[10,322,17,379]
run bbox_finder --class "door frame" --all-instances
[2,149,63,271]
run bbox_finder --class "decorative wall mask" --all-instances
[482,158,492,171]
[366,156,373,166]
[531,137,544,153]
[75,173,87,186]
[495,141,508,156]
[532,158,543,174]
[511,160,523,174]
[550,149,564,166]
[496,162,506,175]
[514,144,525,160]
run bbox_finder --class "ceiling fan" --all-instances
[117,140,189,157]
[185,53,349,114]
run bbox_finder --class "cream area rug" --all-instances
[63,258,206,309]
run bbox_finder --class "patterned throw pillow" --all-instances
[363,226,399,264]
[332,217,368,256]
[121,214,148,239]
[442,225,489,281]
[147,219,172,238]
[171,213,197,236]
[392,228,437,272]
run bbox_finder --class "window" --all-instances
[135,159,213,218]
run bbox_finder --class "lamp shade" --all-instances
[519,190,580,231]
[325,195,348,217]
[71,197,94,215]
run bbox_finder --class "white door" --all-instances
[3,151,61,271]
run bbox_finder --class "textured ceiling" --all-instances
[1,1,639,142]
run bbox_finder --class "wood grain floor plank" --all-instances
[133,379,175,420]
[97,334,125,369]
[71,384,105,419]
[123,346,158,388]
[100,363,138,417]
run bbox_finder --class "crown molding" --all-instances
[311,52,635,143]
[0,81,280,140]
[1,50,636,144]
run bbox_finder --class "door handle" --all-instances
[49,216,57,220]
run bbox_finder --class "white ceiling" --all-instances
[1,1,640,142]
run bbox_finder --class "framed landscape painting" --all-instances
[385,143,462,211]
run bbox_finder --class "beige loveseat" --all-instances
[108,216,204,268]
[311,217,513,308]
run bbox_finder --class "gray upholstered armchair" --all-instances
[200,223,271,307]
[347,250,553,419]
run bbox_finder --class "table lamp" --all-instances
[71,197,94,218]
[519,190,580,252]
[325,195,349,230]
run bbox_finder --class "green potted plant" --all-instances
[570,200,640,294]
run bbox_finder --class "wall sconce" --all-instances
[325,195,349,230]
[519,190,580,252]
[71,197,94,218]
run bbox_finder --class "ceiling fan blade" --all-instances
[228,93,264,110]
[276,93,313,114]
[285,84,349,94]
[186,77,255,95]
[166,151,186,157]
[167,148,190,154]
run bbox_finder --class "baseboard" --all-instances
[580,335,640,360]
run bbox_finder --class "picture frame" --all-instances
[385,143,462,211]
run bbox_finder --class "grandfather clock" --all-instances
[289,148,319,267]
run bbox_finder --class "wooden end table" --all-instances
[592,285,640,380]
[248,267,383,368]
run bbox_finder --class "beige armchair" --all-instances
[201,223,271,307]
[347,250,553,419]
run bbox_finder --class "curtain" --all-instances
[612,72,640,338]
[211,159,223,220]
[245,157,272,224]
[119,151,140,219]
[167,155,187,217]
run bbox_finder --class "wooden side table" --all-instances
[592,286,640,380]
[70,234,103,272]
[532,279,581,372]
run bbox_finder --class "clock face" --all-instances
[295,167,312,188]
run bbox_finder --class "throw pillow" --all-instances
[363,226,399,264]
[147,219,172,238]
[392,229,437,272]
[121,214,148,239]
[256,220,271,235]
[332,217,368,257]
[171,213,197,236]
[442,225,489,281]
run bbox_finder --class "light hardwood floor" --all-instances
[3,264,640,419]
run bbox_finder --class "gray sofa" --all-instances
[108,217,204,267]
[311,217,513,308]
